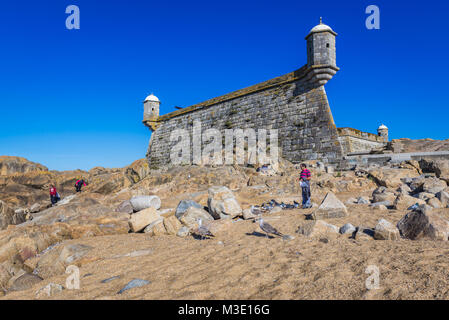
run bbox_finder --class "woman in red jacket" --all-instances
[50,185,59,205]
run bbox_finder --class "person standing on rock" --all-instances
[49,185,59,205]
[75,179,87,192]
[299,164,312,209]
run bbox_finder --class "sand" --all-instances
[4,204,449,300]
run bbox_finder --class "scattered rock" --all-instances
[397,205,449,240]
[117,279,150,294]
[179,206,214,229]
[30,203,41,213]
[175,200,203,219]
[397,184,412,194]
[163,215,182,235]
[393,194,426,211]
[8,273,43,292]
[176,226,190,238]
[116,200,134,214]
[297,220,339,238]
[427,197,442,209]
[36,283,64,298]
[373,204,388,212]
[374,219,400,240]
[207,186,242,219]
[354,226,374,241]
[311,192,347,220]
[436,191,449,208]
[143,218,164,234]
[372,188,396,204]
[422,178,447,194]
[130,195,161,212]
[144,220,167,236]
[129,208,161,233]
[339,223,356,235]
[417,192,436,201]
[370,201,391,208]
[356,197,370,204]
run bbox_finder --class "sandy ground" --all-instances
[4,203,449,300]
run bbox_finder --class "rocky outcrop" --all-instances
[0,200,26,230]
[397,205,449,241]
[0,156,48,176]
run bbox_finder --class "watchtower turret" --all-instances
[143,94,160,131]
[305,18,339,86]
[377,124,389,141]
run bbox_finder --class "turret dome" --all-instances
[144,94,160,103]
[306,17,337,38]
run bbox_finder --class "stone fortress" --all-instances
[142,18,392,169]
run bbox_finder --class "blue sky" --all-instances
[0,0,448,171]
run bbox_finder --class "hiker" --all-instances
[75,179,87,192]
[49,185,60,205]
[299,163,312,209]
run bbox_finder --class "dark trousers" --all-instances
[50,195,57,205]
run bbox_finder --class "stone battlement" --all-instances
[337,127,386,143]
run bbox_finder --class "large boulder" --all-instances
[422,177,447,195]
[397,205,449,240]
[175,200,203,220]
[207,186,242,220]
[0,200,26,230]
[297,220,339,238]
[374,219,400,240]
[339,223,356,235]
[436,191,449,208]
[179,206,214,229]
[367,168,419,188]
[372,187,396,204]
[311,192,347,220]
[130,195,161,212]
[393,194,426,211]
[163,216,182,235]
[427,197,442,209]
[115,200,134,214]
[129,208,161,233]
[418,159,449,184]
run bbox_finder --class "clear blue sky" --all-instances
[1,0,448,171]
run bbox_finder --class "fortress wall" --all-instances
[337,127,387,154]
[338,135,385,154]
[146,69,344,168]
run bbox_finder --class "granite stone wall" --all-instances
[145,67,344,168]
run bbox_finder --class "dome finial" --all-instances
[320,17,323,24]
